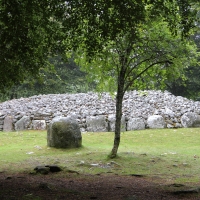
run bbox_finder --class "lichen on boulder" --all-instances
[47,116,82,148]
[181,112,200,128]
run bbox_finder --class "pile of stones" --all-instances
[0,90,200,132]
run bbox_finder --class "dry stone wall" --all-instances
[0,90,200,132]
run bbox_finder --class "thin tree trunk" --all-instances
[110,69,125,158]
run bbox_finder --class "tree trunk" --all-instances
[110,69,125,158]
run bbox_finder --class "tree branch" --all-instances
[124,60,173,92]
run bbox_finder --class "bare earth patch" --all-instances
[0,172,199,200]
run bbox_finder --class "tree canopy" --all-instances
[78,21,199,92]
[61,0,199,57]
[0,0,65,89]
[163,10,200,99]
[65,0,200,157]
[1,0,199,90]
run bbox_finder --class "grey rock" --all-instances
[0,111,5,117]
[181,112,200,127]
[127,118,145,131]
[47,116,82,148]
[86,115,108,132]
[147,115,165,129]
[108,114,126,132]
[32,120,46,130]
[0,115,5,121]
[167,124,174,128]
[174,123,182,128]
[3,116,14,132]
[1,90,200,131]
[15,116,31,131]
[165,107,175,117]
[34,166,50,175]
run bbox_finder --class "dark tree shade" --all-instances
[0,0,64,90]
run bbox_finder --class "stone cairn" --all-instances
[0,90,200,132]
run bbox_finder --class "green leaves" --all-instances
[76,19,198,94]
[0,0,65,90]
[0,0,199,93]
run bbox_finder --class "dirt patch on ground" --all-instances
[0,171,199,200]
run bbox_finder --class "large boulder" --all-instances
[3,116,14,132]
[15,116,31,131]
[181,112,200,127]
[86,115,108,132]
[147,115,165,129]
[127,117,145,131]
[108,114,126,132]
[47,117,82,148]
[32,120,46,130]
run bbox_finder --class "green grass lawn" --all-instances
[0,128,200,184]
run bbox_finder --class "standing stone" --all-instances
[86,115,108,132]
[3,116,14,132]
[15,116,31,131]
[147,115,165,129]
[181,112,200,127]
[47,117,82,148]
[127,118,145,131]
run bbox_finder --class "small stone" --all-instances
[182,163,188,166]
[80,161,85,165]
[34,166,50,175]
[45,165,62,172]
[170,183,185,187]
[90,164,99,167]
[173,187,200,194]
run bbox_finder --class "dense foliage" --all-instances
[1,0,199,98]
[0,0,65,89]
[163,20,200,99]
[78,22,199,93]
[0,56,95,101]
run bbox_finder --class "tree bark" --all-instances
[110,68,125,158]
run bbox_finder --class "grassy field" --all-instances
[0,128,200,184]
